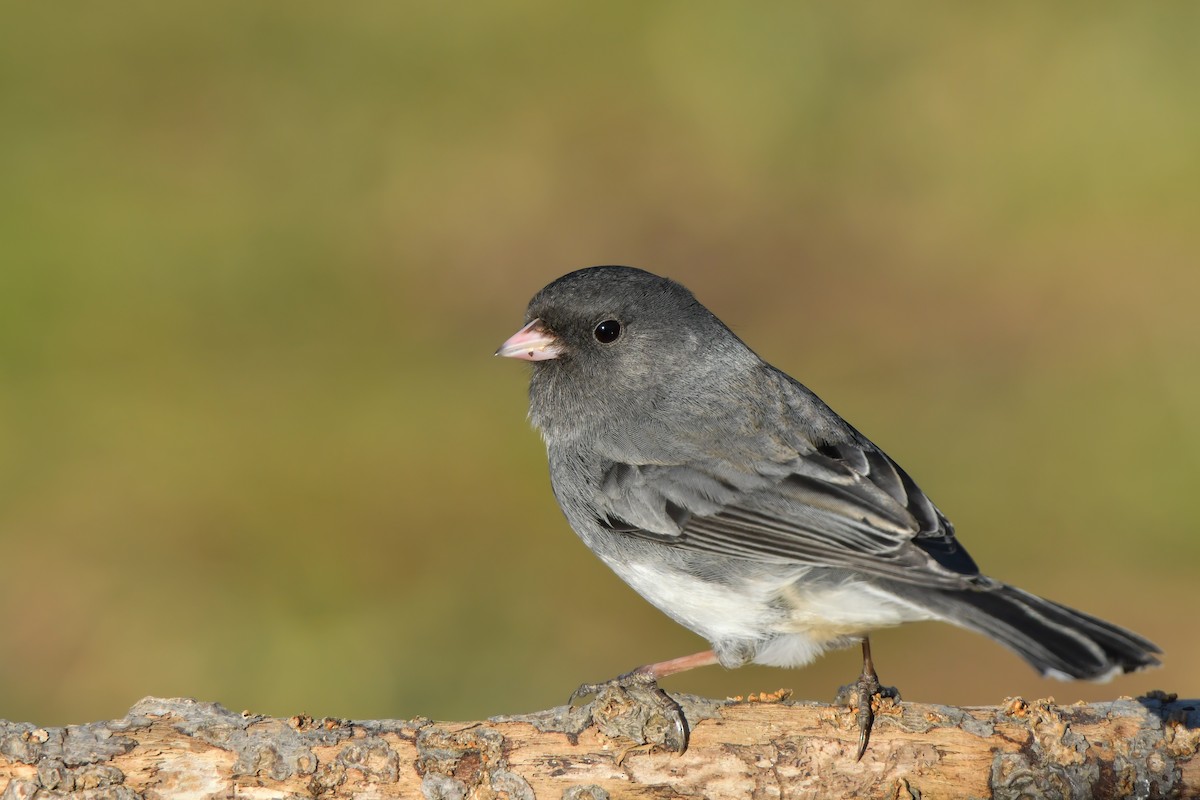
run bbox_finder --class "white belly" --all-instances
[609,559,937,669]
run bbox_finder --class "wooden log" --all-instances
[1,688,1197,799]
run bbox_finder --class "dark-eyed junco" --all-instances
[497,265,1160,758]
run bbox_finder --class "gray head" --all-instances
[497,266,757,446]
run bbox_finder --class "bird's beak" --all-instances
[495,318,563,361]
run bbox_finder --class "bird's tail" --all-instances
[918,582,1161,680]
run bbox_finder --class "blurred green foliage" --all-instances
[1,4,1197,726]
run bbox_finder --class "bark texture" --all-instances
[1,689,1197,799]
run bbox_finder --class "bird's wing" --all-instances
[595,436,982,590]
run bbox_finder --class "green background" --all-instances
[2,4,1196,726]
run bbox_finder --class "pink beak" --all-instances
[495,318,563,361]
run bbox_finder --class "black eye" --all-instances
[593,319,622,344]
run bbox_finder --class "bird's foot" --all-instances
[568,668,689,753]
[568,667,658,706]
[834,674,900,761]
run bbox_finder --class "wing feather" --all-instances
[594,437,980,589]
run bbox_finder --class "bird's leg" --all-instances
[569,650,718,754]
[569,649,718,704]
[834,637,901,761]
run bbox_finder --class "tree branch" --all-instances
[1,688,1197,799]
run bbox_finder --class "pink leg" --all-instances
[635,649,720,679]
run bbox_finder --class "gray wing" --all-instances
[594,436,982,590]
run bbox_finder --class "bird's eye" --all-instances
[593,319,622,344]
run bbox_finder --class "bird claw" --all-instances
[835,674,900,761]
[568,669,690,753]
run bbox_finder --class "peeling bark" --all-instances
[1,690,1197,799]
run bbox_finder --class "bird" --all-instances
[495,265,1160,758]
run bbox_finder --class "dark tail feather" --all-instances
[922,582,1161,680]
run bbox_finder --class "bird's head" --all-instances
[497,265,754,447]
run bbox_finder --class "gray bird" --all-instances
[496,265,1160,758]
